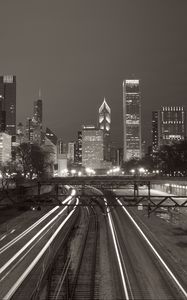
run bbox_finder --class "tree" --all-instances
[15,143,32,179]
[122,155,154,174]
[30,144,52,179]
[15,142,52,180]
[157,140,187,176]
[0,161,21,203]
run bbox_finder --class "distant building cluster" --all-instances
[0,74,186,174]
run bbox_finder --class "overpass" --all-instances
[41,175,187,189]
[38,176,187,216]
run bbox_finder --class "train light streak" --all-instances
[116,198,187,299]
[3,198,79,300]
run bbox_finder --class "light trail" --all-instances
[0,224,53,282]
[116,197,187,299]
[3,198,79,300]
[0,206,59,254]
[0,193,75,255]
[111,217,134,299]
[104,198,129,300]
[0,235,6,241]
[0,198,74,275]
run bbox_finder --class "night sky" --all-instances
[0,0,187,146]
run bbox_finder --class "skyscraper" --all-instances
[16,122,25,144]
[82,125,104,169]
[0,133,12,164]
[160,106,186,145]
[98,98,111,161]
[123,79,141,161]
[25,117,34,143]
[152,111,160,152]
[46,127,58,145]
[0,95,6,132]
[74,131,82,165]
[33,99,42,124]
[0,75,16,138]
[67,142,75,163]
[32,90,43,144]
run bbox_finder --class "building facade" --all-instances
[67,142,75,163]
[0,132,12,164]
[123,79,141,161]
[33,99,42,124]
[16,122,25,144]
[0,75,16,139]
[160,106,186,145]
[152,111,160,152]
[82,126,104,169]
[25,118,34,143]
[98,98,111,161]
[0,95,6,132]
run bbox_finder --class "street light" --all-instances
[71,169,76,176]
[139,167,145,176]
[85,167,95,176]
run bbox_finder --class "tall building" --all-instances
[25,117,34,143]
[57,138,68,176]
[0,95,6,132]
[57,140,68,155]
[0,132,11,164]
[98,98,111,161]
[152,111,160,152]
[43,128,58,175]
[0,75,16,138]
[33,89,42,124]
[33,99,42,124]
[74,131,82,165]
[46,127,58,146]
[67,142,74,161]
[160,106,186,145]
[16,122,25,144]
[82,125,104,169]
[123,79,141,161]
[32,91,43,144]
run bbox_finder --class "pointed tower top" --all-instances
[99,97,111,113]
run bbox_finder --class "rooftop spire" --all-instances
[99,97,111,113]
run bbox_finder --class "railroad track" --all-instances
[69,205,99,300]
[45,198,100,300]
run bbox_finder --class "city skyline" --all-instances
[0,1,187,145]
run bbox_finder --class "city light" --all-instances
[107,167,121,175]
[61,169,68,176]
[139,167,145,175]
[85,167,95,175]
[70,169,76,176]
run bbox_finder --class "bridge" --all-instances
[34,176,187,216]
[41,175,187,188]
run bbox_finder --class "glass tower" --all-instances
[123,79,141,161]
[98,98,111,161]
[0,75,16,138]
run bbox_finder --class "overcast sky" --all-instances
[0,0,187,146]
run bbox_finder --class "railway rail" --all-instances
[48,201,99,300]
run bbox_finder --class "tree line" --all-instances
[122,140,187,176]
[0,142,53,190]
